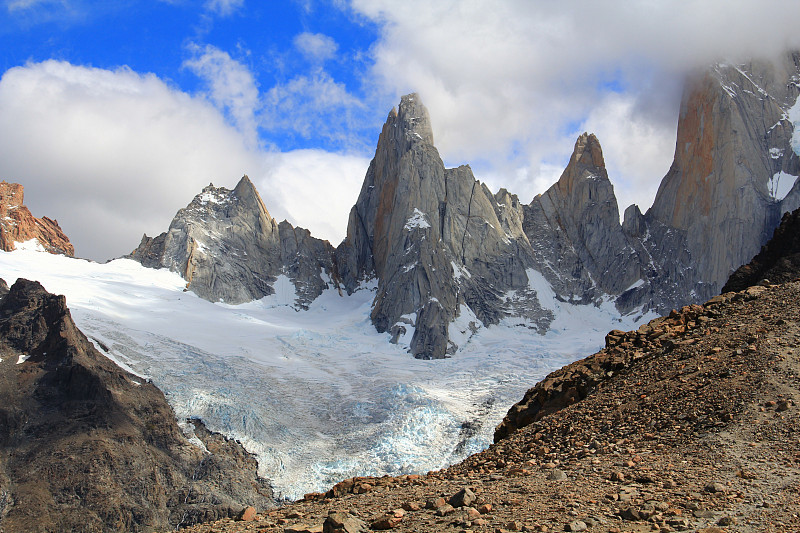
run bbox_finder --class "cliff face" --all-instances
[0,181,73,256]
[524,134,642,303]
[130,176,336,307]
[0,279,274,532]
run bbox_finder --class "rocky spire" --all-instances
[336,94,537,358]
[523,133,641,299]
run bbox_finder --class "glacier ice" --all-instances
[0,248,650,499]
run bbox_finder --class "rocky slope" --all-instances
[169,251,800,533]
[129,176,336,306]
[129,54,800,359]
[0,279,274,532]
[0,181,73,256]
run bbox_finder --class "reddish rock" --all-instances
[238,506,257,521]
[0,181,73,256]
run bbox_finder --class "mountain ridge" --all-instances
[128,52,800,359]
[0,181,73,256]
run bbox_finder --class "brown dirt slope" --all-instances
[0,279,274,532]
[173,278,800,532]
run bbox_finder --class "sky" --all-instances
[1,0,799,260]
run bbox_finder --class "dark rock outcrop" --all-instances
[0,181,73,256]
[0,279,274,532]
[723,206,800,292]
[129,175,336,307]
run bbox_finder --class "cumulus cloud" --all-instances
[183,43,260,144]
[0,60,371,260]
[350,0,800,205]
[0,61,257,260]
[294,32,339,63]
[256,150,369,244]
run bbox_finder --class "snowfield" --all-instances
[0,249,652,500]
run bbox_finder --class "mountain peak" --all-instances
[232,174,271,218]
[393,93,435,146]
[571,132,605,170]
[552,133,609,199]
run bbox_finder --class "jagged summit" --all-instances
[390,92,435,146]
[129,175,335,307]
[570,132,605,169]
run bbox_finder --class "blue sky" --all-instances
[1,0,799,260]
[0,1,385,151]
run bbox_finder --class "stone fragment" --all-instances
[426,497,446,509]
[323,511,370,533]
[238,506,257,521]
[704,482,727,493]
[566,520,588,532]
[449,487,477,508]
[435,504,455,516]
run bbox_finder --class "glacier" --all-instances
[0,248,653,500]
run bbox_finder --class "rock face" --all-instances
[129,175,336,307]
[642,54,800,302]
[523,133,641,303]
[0,181,73,256]
[0,279,274,532]
[333,54,800,358]
[335,94,535,358]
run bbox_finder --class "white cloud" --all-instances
[262,70,366,145]
[294,32,339,63]
[183,43,260,144]
[0,60,266,260]
[351,0,800,205]
[256,150,369,244]
[204,0,244,17]
[0,60,371,260]
[580,91,680,216]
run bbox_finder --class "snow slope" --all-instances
[0,249,652,499]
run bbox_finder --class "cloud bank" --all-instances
[0,60,367,260]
